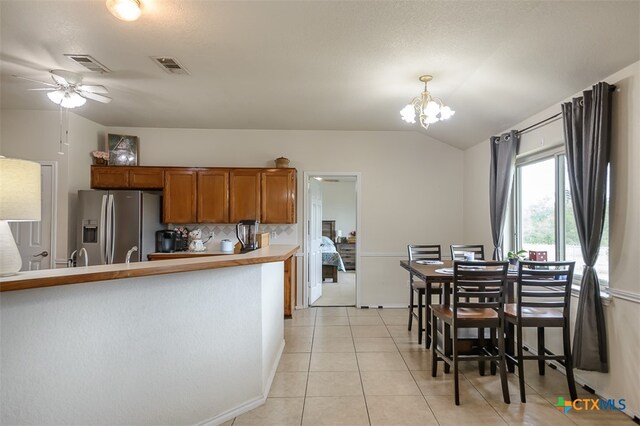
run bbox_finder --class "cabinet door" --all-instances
[197,170,229,223]
[229,169,261,223]
[129,167,164,189]
[91,166,129,189]
[261,169,297,224]
[163,170,197,223]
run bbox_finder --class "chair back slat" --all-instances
[408,244,441,261]
[516,260,575,319]
[450,244,485,260]
[452,261,508,318]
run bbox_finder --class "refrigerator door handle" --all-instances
[109,194,116,264]
[99,194,108,265]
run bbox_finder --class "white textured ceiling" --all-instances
[1,1,638,149]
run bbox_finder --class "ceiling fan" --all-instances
[15,69,112,108]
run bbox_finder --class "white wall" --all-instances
[321,180,356,237]
[463,61,640,417]
[0,110,105,265]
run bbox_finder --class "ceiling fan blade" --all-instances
[79,91,112,104]
[50,69,81,86]
[28,88,56,91]
[77,84,109,94]
[13,74,57,87]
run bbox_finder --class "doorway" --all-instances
[304,172,360,307]
[10,161,57,270]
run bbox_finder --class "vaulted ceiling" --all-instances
[1,1,638,149]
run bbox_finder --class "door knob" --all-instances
[33,251,49,258]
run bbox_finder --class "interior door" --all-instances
[308,177,323,304]
[11,163,54,271]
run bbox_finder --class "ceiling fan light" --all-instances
[47,90,65,105]
[400,104,417,123]
[106,0,142,21]
[425,114,440,124]
[60,92,86,109]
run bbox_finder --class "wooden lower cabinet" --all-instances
[197,170,229,223]
[229,169,261,222]
[284,255,296,317]
[163,170,197,223]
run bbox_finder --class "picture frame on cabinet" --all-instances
[106,133,139,166]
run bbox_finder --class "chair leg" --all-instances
[563,323,578,400]
[516,323,526,403]
[478,327,485,376]
[498,322,511,404]
[444,322,451,374]
[490,328,497,376]
[453,327,460,405]
[425,286,432,348]
[431,312,438,377]
[417,290,424,345]
[537,327,545,376]
[408,285,414,331]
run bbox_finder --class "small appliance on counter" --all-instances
[156,230,177,253]
[220,239,234,253]
[236,219,259,253]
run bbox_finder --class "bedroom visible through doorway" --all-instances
[310,175,357,307]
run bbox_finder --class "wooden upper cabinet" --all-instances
[129,167,164,189]
[261,169,297,224]
[163,169,197,223]
[197,170,229,223]
[91,166,129,189]
[229,169,261,223]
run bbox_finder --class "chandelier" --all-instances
[400,75,455,130]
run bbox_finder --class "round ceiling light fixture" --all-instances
[106,0,142,21]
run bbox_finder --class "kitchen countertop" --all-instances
[0,245,299,292]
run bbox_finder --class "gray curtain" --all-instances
[561,82,612,373]
[489,130,519,260]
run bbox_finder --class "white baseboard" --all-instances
[200,339,286,426]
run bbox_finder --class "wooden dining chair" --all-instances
[505,260,577,403]
[407,244,441,346]
[431,260,510,405]
[450,244,485,261]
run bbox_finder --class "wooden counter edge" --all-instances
[1,245,299,292]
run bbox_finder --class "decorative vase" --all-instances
[275,157,290,168]
[94,158,107,165]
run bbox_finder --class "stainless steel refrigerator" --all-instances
[76,190,161,265]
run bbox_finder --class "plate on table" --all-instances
[415,260,444,265]
[435,268,454,274]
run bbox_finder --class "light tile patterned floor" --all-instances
[226,307,634,425]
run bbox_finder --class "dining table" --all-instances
[399,259,518,372]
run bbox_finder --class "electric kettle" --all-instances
[236,220,259,252]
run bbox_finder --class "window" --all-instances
[514,150,609,285]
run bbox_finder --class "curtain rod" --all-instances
[515,84,617,136]
[517,112,562,135]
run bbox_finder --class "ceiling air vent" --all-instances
[151,57,189,75]
[64,54,111,73]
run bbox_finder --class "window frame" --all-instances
[511,146,610,288]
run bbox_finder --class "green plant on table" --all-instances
[507,249,527,260]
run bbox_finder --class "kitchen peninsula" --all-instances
[0,245,297,425]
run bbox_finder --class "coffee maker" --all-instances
[155,230,177,253]
[236,220,259,252]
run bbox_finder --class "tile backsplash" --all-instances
[168,223,298,246]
